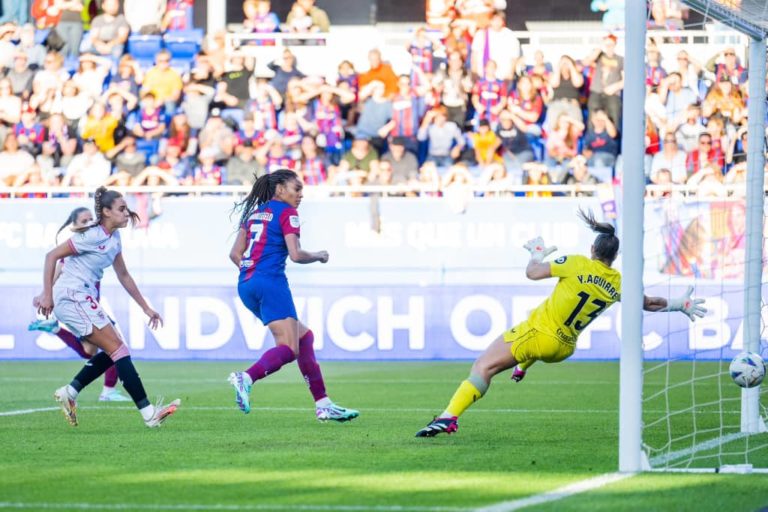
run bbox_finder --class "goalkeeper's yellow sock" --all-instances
[440,374,488,418]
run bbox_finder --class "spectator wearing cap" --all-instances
[142,50,184,113]
[581,108,618,169]
[583,33,624,128]
[61,138,110,186]
[418,105,464,168]
[0,133,35,185]
[706,47,747,86]
[124,0,165,34]
[0,77,21,125]
[80,101,118,152]
[6,52,34,98]
[359,49,398,98]
[355,80,392,154]
[286,0,330,33]
[470,11,520,80]
[72,53,111,100]
[380,136,419,185]
[17,24,45,68]
[87,0,130,59]
[651,131,687,184]
[379,74,425,155]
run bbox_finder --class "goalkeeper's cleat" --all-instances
[511,367,527,382]
[316,403,359,422]
[415,416,459,437]
[144,398,181,428]
[228,371,251,414]
[53,386,78,426]
[98,388,131,402]
[29,318,60,334]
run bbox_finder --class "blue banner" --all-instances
[0,284,756,361]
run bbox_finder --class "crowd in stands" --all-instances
[0,0,764,198]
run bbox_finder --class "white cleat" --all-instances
[316,403,359,423]
[144,398,181,428]
[53,386,78,426]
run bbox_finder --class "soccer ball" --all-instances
[729,352,766,388]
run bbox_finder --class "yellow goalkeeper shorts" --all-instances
[503,321,575,364]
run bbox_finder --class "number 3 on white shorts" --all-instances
[244,223,265,259]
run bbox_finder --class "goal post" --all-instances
[619,0,647,474]
[619,0,768,473]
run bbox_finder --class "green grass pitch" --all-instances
[1,361,767,511]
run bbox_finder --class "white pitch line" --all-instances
[0,502,466,512]
[473,472,634,512]
[0,405,616,416]
[0,407,58,417]
[649,432,749,467]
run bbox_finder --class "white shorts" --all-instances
[53,287,111,339]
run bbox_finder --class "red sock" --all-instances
[104,366,118,388]
[246,345,296,382]
[297,330,327,401]
[57,329,90,359]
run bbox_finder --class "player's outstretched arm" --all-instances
[36,240,77,318]
[285,234,329,264]
[644,286,707,321]
[523,236,557,280]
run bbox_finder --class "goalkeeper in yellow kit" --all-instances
[415,209,708,437]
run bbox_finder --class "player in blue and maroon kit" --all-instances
[228,169,359,422]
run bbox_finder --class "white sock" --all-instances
[66,385,79,399]
[439,410,453,419]
[140,404,155,421]
[316,397,332,408]
[101,386,114,394]
[242,373,253,386]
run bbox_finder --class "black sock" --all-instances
[70,352,114,392]
[114,356,150,409]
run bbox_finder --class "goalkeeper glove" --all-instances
[663,285,707,321]
[524,236,557,263]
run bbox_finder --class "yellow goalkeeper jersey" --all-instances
[527,254,622,344]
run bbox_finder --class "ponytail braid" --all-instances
[232,168,299,227]
[577,207,619,263]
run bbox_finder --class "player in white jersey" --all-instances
[35,187,180,428]
[29,207,129,401]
